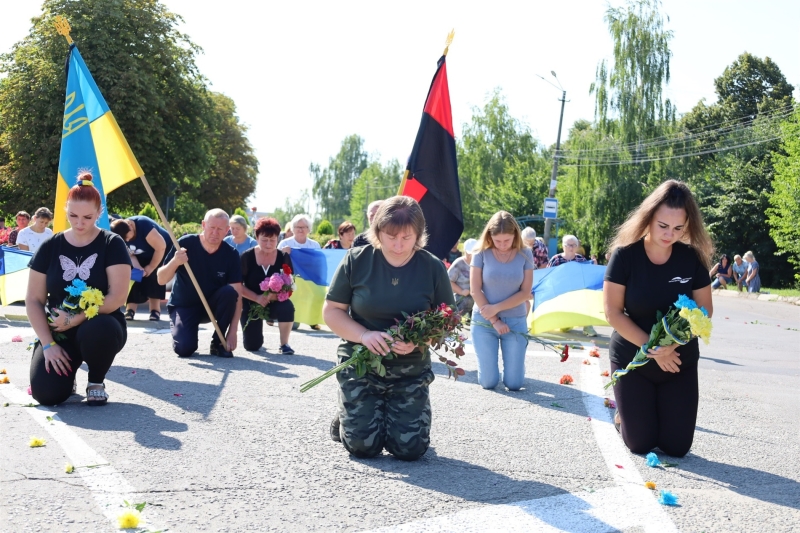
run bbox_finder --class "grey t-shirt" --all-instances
[471,247,534,318]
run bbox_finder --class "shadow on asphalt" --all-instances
[699,355,743,366]
[362,448,620,531]
[679,454,800,510]
[56,401,187,450]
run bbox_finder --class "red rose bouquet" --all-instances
[300,303,467,392]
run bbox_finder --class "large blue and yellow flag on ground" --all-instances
[528,261,609,334]
[289,249,347,325]
[0,247,33,306]
[54,43,143,232]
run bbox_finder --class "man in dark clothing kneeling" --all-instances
[158,209,243,358]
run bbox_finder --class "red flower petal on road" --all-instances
[615,464,624,469]
[11,335,22,342]
[601,370,610,377]
[582,359,591,365]
[559,374,574,385]
[173,393,183,397]
[27,386,32,395]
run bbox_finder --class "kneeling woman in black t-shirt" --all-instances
[604,180,713,457]
[26,173,132,406]
[324,196,454,460]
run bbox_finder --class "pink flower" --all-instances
[259,278,271,292]
[11,335,22,342]
[268,274,284,292]
[277,291,290,302]
[281,273,292,286]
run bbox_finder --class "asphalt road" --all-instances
[0,295,798,533]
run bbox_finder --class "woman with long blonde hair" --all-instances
[470,211,534,391]
[604,179,713,457]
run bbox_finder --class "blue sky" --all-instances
[2,0,798,215]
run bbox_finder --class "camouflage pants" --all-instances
[336,359,435,461]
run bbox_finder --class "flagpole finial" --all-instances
[54,16,74,45]
[443,29,455,56]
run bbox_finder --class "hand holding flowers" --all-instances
[48,279,105,340]
[245,264,295,329]
[605,294,712,389]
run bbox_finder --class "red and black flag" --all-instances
[399,45,463,260]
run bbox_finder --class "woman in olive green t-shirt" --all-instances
[323,196,454,461]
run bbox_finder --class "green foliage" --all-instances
[233,207,249,219]
[171,195,206,224]
[0,0,257,218]
[138,204,159,221]
[311,135,369,225]
[767,108,800,282]
[456,90,549,236]
[309,233,335,248]
[714,53,795,120]
[316,220,334,235]
[349,159,402,230]
[170,221,201,238]
[271,190,309,227]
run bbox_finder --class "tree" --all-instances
[456,90,547,236]
[195,93,258,215]
[0,0,238,217]
[348,159,402,230]
[767,108,800,283]
[272,190,310,228]
[714,53,795,120]
[310,135,368,225]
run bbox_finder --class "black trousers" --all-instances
[240,299,295,351]
[611,359,699,457]
[29,314,127,406]
[168,285,238,357]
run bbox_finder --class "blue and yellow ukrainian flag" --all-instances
[289,249,347,325]
[528,261,609,334]
[54,44,143,232]
[0,247,33,306]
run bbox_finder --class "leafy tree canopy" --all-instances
[310,134,369,226]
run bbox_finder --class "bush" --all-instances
[170,221,202,238]
[233,207,249,219]
[316,219,334,235]
[139,203,159,221]
[309,233,335,248]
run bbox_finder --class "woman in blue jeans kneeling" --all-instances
[470,211,534,390]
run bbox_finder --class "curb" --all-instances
[712,289,800,306]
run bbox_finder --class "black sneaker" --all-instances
[330,416,341,442]
[279,344,295,355]
[209,342,234,358]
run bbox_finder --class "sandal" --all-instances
[86,383,108,406]
[149,310,161,321]
[124,309,135,321]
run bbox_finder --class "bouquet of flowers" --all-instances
[0,228,12,245]
[49,279,104,341]
[300,303,467,392]
[244,264,295,329]
[605,294,712,389]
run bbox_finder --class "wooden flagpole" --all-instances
[55,16,229,346]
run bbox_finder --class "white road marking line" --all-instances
[366,345,679,533]
[0,384,165,532]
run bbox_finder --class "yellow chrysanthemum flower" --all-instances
[117,509,140,529]
[84,305,99,319]
[686,309,712,344]
[80,288,104,309]
[29,437,46,447]
[0,376,9,384]
[645,481,657,490]
[678,307,690,320]
[65,463,74,474]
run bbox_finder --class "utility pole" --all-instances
[543,83,567,252]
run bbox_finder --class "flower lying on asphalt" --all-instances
[559,375,574,385]
[582,359,591,365]
[0,368,6,374]
[11,335,23,342]
[601,370,609,377]
[0,376,9,384]
[65,463,74,474]
[589,347,600,357]
[645,481,656,490]
[658,490,679,506]
[29,436,46,447]
[646,452,661,467]
[117,509,140,529]
[604,398,616,408]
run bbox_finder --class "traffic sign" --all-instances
[543,198,558,219]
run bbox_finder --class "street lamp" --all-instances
[536,71,567,254]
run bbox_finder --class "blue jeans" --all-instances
[471,312,529,390]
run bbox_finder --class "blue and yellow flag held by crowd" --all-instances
[0,247,33,306]
[54,39,143,232]
[289,249,347,325]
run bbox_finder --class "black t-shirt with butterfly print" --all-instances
[28,230,132,323]
[604,238,711,366]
